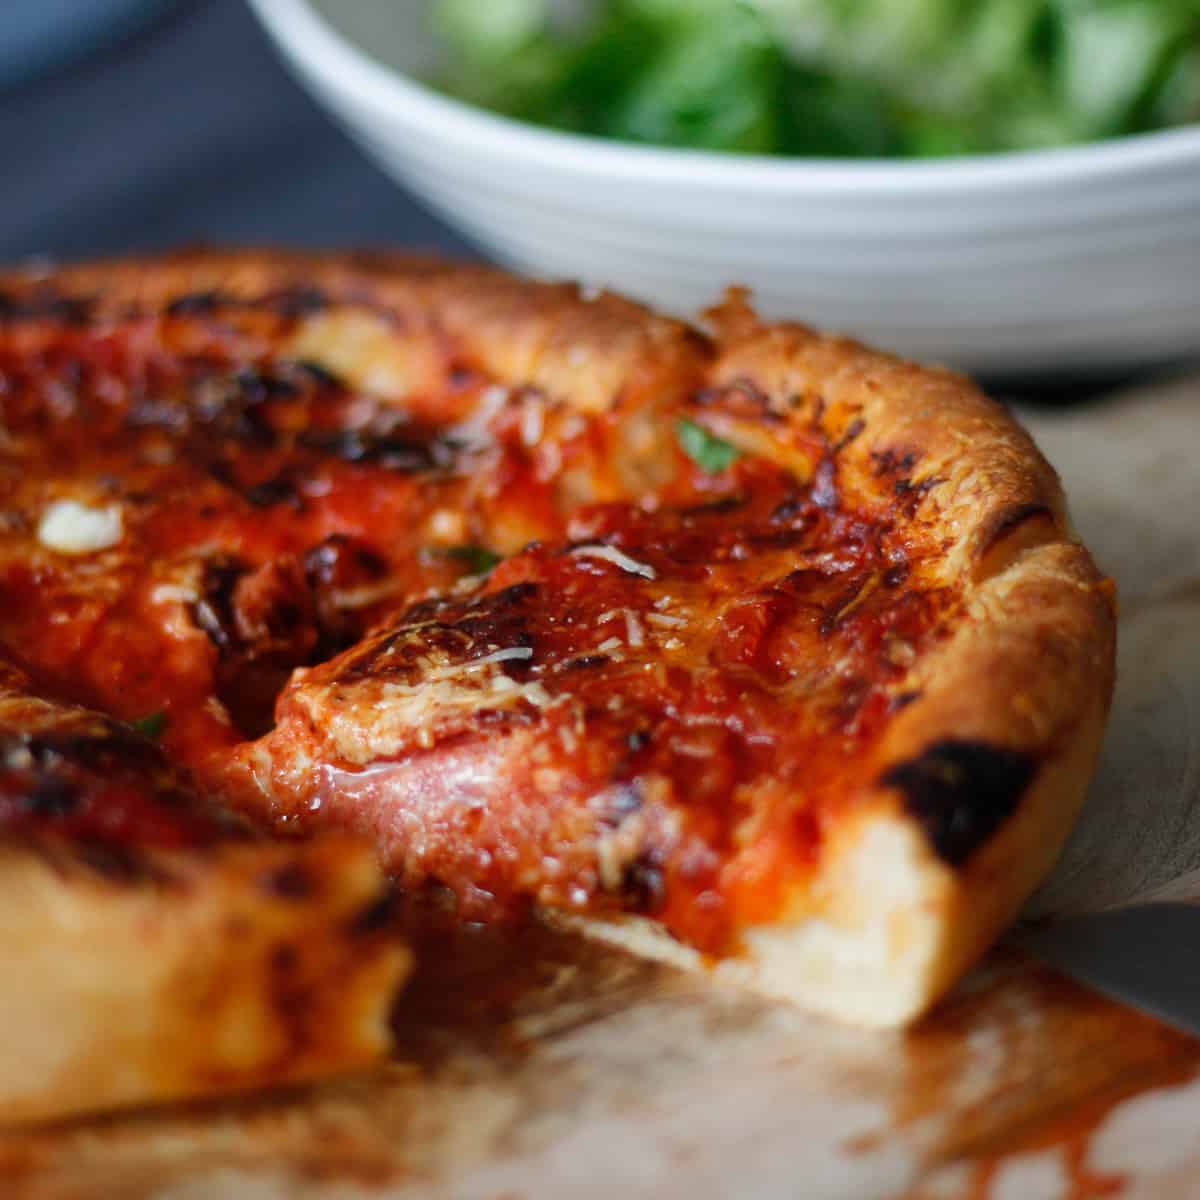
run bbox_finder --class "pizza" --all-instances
[0,653,409,1125]
[0,250,1115,1119]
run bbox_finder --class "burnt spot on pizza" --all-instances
[262,861,316,901]
[833,417,867,452]
[339,582,541,684]
[164,286,330,320]
[165,290,229,317]
[487,582,540,609]
[304,534,389,651]
[348,887,400,936]
[304,535,388,592]
[872,448,919,478]
[818,572,881,638]
[0,289,94,325]
[243,474,305,510]
[769,495,808,524]
[882,739,1038,867]
[447,363,479,389]
[565,654,611,671]
[747,526,816,553]
[232,366,303,402]
[189,557,323,736]
[292,359,343,389]
[262,286,330,317]
[192,557,247,654]
[178,373,280,447]
[299,426,454,474]
[0,722,232,850]
[271,942,300,974]
[125,364,332,452]
[681,494,748,519]
[73,842,167,885]
[622,851,667,913]
[892,476,944,516]
[23,774,82,817]
[2,726,166,777]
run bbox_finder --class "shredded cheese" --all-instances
[647,612,686,628]
[363,644,551,754]
[422,646,533,681]
[570,544,656,579]
[520,397,545,447]
[624,610,645,648]
[450,384,510,453]
[330,577,411,610]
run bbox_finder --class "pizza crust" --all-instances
[0,836,410,1125]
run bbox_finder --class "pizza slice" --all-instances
[0,658,409,1125]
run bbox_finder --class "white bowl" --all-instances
[248,0,1200,377]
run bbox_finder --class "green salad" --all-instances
[433,0,1200,156]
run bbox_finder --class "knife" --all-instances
[1012,905,1200,1039]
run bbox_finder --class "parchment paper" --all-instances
[1021,373,1200,917]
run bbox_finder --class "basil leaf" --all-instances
[441,545,502,575]
[131,710,169,740]
[677,418,741,473]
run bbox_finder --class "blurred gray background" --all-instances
[0,0,476,261]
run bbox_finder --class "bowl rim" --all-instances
[249,0,1200,193]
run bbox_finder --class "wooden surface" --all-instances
[4,373,1200,1199]
[3,929,1199,1199]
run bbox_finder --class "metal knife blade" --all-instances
[1013,905,1200,1039]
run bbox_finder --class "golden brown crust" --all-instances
[0,250,1116,1031]
[1,248,707,418]
[0,836,410,1126]
[0,606,410,1125]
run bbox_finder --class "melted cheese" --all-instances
[37,500,123,555]
[320,645,550,759]
[284,309,432,400]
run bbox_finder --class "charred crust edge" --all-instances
[882,739,1038,867]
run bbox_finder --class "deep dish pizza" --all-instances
[0,251,1115,1121]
